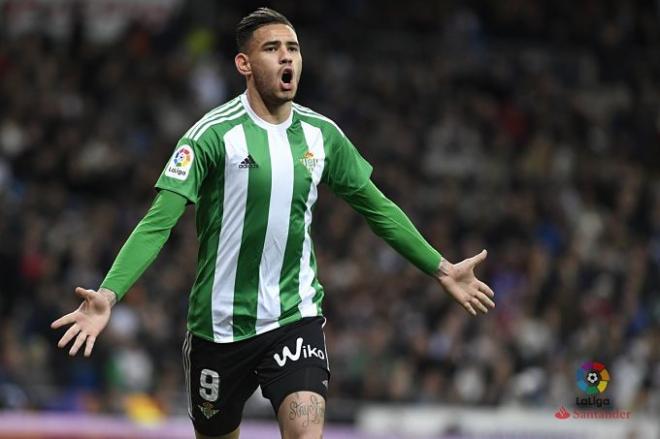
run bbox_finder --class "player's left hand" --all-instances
[435,249,495,316]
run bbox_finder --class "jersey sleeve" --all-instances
[322,128,373,198]
[343,180,442,276]
[154,134,219,204]
[100,189,188,300]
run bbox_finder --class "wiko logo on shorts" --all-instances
[273,337,326,367]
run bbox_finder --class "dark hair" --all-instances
[236,7,294,52]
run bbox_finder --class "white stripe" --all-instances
[182,332,193,419]
[185,98,240,138]
[255,128,295,333]
[293,105,344,136]
[321,319,330,371]
[193,109,246,142]
[183,99,236,137]
[211,124,250,342]
[184,98,241,139]
[186,101,242,138]
[298,301,320,319]
[298,121,326,317]
[187,333,193,418]
[189,99,242,139]
[292,103,317,114]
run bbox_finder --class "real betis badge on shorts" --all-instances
[165,145,195,180]
[198,402,219,419]
[300,151,319,173]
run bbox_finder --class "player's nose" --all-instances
[279,48,292,63]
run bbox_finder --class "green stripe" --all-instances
[232,124,271,339]
[310,242,324,315]
[187,154,225,339]
[278,119,312,324]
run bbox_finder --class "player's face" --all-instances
[244,24,302,104]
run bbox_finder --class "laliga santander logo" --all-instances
[575,361,612,409]
[555,360,631,420]
[554,406,570,420]
[173,146,192,168]
[576,361,610,395]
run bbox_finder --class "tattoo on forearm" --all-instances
[99,288,117,307]
[288,394,325,427]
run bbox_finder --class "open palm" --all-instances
[437,250,495,316]
[51,287,112,357]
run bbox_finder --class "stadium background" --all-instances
[0,0,659,437]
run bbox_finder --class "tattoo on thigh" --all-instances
[288,393,325,427]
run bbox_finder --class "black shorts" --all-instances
[182,317,330,436]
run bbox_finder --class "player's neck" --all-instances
[245,87,291,125]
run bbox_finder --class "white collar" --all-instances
[240,92,293,131]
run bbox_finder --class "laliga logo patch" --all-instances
[165,145,194,180]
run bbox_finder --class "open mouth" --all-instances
[282,69,293,84]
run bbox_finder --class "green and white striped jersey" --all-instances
[156,93,372,343]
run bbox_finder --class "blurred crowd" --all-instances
[1,0,659,420]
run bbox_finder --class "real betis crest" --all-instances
[300,151,319,173]
[198,402,220,419]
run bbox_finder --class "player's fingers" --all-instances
[477,280,495,298]
[75,287,96,301]
[471,296,489,314]
[469,249,488,267]
[476,290,495,309]
[57,323,80,348]
[69,331,87,356]
[463,301,477,316]
[51,313,75,329]
[84,336,96,357]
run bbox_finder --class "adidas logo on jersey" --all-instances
[238,155,258,169]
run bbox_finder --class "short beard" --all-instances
[253,71,293,107]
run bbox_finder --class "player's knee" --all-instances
[283,431,322,439]
[280,423,323,439]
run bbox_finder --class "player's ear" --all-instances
[235,53,251,77]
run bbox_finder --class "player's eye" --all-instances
[288,46,299,52]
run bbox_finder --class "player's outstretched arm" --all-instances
[51,189,188,357]
[435,250,495,316]
[51,287,116,357]
[343,180,495,316]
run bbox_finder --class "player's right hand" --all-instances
[51,287,113,357]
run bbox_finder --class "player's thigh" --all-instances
[257,317,330,413]
[183,332,259,437]
[257,317,330,437]
[277,391,325,439]
[194,426,240,439]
